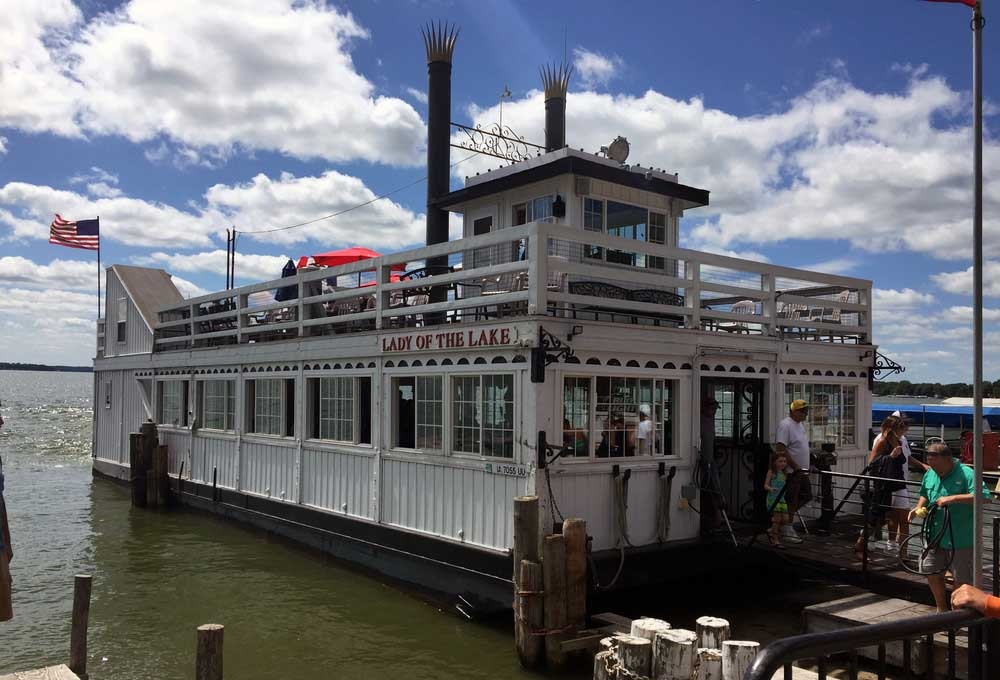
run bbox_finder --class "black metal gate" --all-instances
[705,378,769,522]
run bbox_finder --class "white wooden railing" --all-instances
[152,222,872,351]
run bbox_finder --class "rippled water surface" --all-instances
[0,370,530,679]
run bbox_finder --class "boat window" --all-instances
[583,198,604,261]
[116,297,127,343]
[199,379,236,431]
[304,376,371,445]
[472,216,494,269]
[246,377,294,437]
[562,376,676,459]
[580,199,667,271]
[393,376,442,451]
[451,374,515,458]
[104,380,112,409]
[511,196,554,261]
[783,383,857,447]
[157,379,188,427]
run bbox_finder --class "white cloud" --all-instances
[0,136,7,155]
[0,287,97,365]
[1,168,426,252]
[942,306,1000,323]
[134,250,290,284]
[69,166,122,198]
[872,287,935,312]
[405,87,428,105]
[457,71,998,263]
[796,256,861,276]
[572,47,623,89]
[170,275,208,299]
[0,256,98,290]
[1,1,425,166]
[933,261,1000,298]
[796,24,831,47]
[204,170,425,247]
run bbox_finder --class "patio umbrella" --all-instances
[296,247,407,271]
[273,258,298,302]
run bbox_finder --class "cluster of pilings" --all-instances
[128,421,170,508]
[594,616,759,680]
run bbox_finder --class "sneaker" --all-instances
[781,525,803,544]
[884,541,900,555]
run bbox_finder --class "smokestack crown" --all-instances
[540,62,572,100]
[422,21,459,64]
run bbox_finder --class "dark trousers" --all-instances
[785,470,812,516]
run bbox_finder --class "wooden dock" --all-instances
[0,666,80,680]
[804,592,969,678]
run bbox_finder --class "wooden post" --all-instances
[721,641,759,680]
[154,444,170,507]
[695,616,730,650]
[617,634,652,678]
[562,518,587,628]
[129,432,146,507]
[141,422,158,508]
[196,623,224,680]
[593,650,616,680]
[631,616,671,641]
[653,629,698,680]
[542,533,567,668]
[513,496,539,660]
[516,559,543,669]
[696,648,723,680]
[69,574,92,679]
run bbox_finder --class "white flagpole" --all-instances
[972,0,984,589]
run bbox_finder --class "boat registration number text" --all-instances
[485,463,527,477]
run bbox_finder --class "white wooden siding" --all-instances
[103,270,153,356]
[93,368,150,464]
[301,447,374,519]
[380,457,522,550]
[241,440,296,500]
[159,428,191,477]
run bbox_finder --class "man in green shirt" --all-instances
[908,443,991,612]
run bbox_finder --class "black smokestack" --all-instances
[422,22,458,248]
[541,63,571,152]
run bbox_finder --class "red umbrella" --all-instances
[296,247,406,271]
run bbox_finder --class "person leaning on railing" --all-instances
[952,584,1000,618]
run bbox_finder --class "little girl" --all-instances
[764,451,791,547]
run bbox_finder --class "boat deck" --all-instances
[0,666,80,680]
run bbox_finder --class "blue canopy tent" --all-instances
[872,402,1000,429]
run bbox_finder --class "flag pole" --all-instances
[97,215,102,321]
[972,0,985,589]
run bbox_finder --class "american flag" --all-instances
[50,214,100,251]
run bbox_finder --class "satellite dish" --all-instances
[606,136,630,164]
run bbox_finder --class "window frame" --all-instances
[782,381,859,448]
[450,372,516,460]
[244,376,295,439]
[156,378,189,427]
[116,297,127,343]
[558,371,680,462]
[579,197,669,271]
[306,373,374,447]
[104,379,112,409]
[197,378,236,432]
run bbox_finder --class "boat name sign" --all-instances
[381,326,518,353]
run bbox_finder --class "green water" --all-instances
[0,370,532,679]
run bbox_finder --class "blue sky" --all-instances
[1,0,998,381]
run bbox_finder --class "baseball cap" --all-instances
[790,399,809,412]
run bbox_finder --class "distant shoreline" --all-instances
[0,363,92,373]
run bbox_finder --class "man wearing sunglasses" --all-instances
[908,443,991,612]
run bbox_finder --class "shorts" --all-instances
[921,547,973,587]
[785,471,812,513]
[890,486,911,510]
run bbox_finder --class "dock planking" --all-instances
[0,666,80,680]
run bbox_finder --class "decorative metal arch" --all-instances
[873,350,905,379]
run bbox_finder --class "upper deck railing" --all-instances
[150,222,873,352]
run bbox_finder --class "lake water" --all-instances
[0,370,531,679]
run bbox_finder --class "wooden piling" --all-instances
[542,533,567,668]
[631,616,671,641]
[516,559,543,669]
[513,496,539,595]
[721,641,759,680]
[154,444,169,507]
[196,624,224,680]
[617,634,652,678]
[653,629,698,680]
[696,648,723,680]
[129,433,146,508]
[562,518,587,627]
[593,650,616,680]
[68,574,92,679]
[695,616,730,650]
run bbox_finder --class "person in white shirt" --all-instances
[775,399,812,542]
[636,405,654,455]
[878,411,929,552]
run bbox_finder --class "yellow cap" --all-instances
[790,399,809,412]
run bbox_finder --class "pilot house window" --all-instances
[581,199,667,270]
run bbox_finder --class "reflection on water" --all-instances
[0,371,530,679]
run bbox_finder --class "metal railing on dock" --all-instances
[151,222,873,351]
